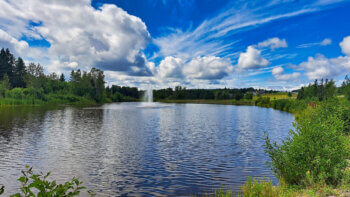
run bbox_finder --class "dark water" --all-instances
[0,102,294,196]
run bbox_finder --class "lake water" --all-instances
[0,102,294,196]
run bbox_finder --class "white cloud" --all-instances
[183,56,233,79]
[340,36,350,56]
[156,55,233,80]
[157,56,184,78]
[0,0,152,76]
[320,38,332,46]
[298,54,347,80]
[257,37,288,50]
[152,0,329,62]
[0,29,29,54]
[237,46,270,69]
[272,66,300,80]
[297,38,332,48]
[294,36,350,80]
[272,66,284,75]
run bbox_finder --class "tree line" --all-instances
[153,87,279,100]
[296,76,350,101]
[0,48,141,104]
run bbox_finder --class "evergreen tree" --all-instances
[60,73,65,82]
[13,57,26,87]
[0,48,15,82]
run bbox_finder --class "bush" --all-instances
[264,101,350,186]
[243,92,253,100]
[23,87,45,100]
[5,88,25,99]
[255,97,270,107]
[1,166,94,197]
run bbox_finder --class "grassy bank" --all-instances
[0,93,101,107]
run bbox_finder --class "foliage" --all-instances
[264,101,350,186]
[3,166,95,197]
[243,92,253,100]
[341,75,350,101]
[0,185,4,195]
[255,96,270,107]
[297,79,336,101]
[0,48,116,106]
[106,85,140,101]
[153,87,281,101]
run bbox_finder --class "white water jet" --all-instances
[145,85,153,103]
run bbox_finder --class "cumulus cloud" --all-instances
[237,46,270,69]
[272,66,300,80]
[156,55,233,80]
[299,54,347,79]
[183,56,233,79]
[340,36,350,56]
[158,56,184,78]
[0,0,152,76]
[257,37,288,50]
[294,36,350,80]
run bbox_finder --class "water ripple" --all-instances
[0,103,294,196]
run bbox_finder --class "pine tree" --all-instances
[14,57,26,87]
[0,48,15,81]
[60,73,65,82]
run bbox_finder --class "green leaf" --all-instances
[0,185,4,195]
[44,172,50,179]
[17,176,27,183]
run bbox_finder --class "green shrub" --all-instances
[255,97,270,107]
[264,101,350,186]
[23,87,45,100]
[5,88,25,99]
[0,185,3,195]
[2,166,94,197]
[244,92,253,100]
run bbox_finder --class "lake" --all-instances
[0,102,294,196]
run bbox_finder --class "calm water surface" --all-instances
[0,102,294,196]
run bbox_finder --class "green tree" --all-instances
[324,79,336,100]
[342,75,350,101]
[0,48,15,82]
[90,68,105,102]
[13,57,26,87]
[60,73,65,82]
[0,74,11,97]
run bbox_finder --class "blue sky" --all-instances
[1,0,350,90]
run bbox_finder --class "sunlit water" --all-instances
[0,102,294,196]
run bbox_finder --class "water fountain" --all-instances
[139,85,168,108]
[145,85,153,103]
[140,85,156,108]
